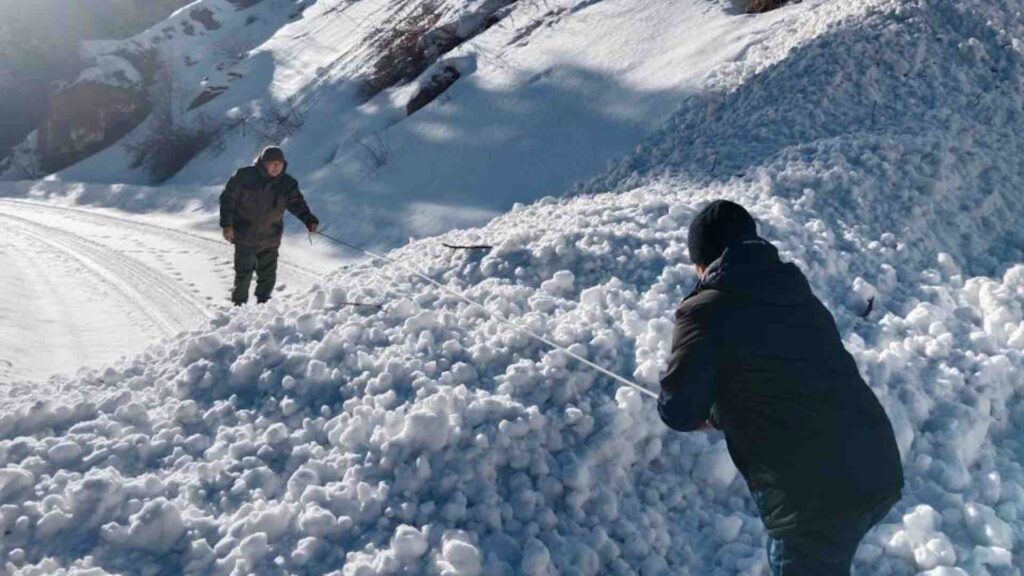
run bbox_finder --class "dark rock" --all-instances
[190,7,221,31]
[189,86,229,111]
[228,0,264,9]
[37,81,149,173]
[746,0,789,13]
[407,66,461,115]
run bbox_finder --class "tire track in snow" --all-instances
[0,211,210,338]
[0,225,90,380]
[0,199,323,285]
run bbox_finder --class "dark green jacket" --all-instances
[219,162,318,249]
[659,238,903,536]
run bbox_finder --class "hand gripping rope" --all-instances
[311,230,659,400]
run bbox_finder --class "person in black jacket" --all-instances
[659,200,903,575]
[219,146,319,305]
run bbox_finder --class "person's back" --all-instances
[658,200,903,575]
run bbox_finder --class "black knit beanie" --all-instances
[687,200,758,266]
[258,146,286,164]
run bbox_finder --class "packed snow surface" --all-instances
[0,196,337,381]
[2,0,1024,575]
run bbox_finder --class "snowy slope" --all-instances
[0,196,338,382]
[2,1,1024,576]
[27,0,798,247]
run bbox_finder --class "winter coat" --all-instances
[219,161,318,249]
[658,237,903,536]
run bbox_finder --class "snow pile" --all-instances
[2,0,1023,575]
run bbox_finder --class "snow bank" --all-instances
[2,0,1023,574]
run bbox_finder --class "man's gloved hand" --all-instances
[307,221,319,233]
[222,226,235,243]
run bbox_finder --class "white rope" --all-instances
[313,231,659,399]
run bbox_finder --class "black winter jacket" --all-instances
[658,238,903,536]
[219,161,318,249]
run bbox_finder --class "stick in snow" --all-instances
[312,230,658,399]
[338,302,384,310]
[443,243,493,251]
[859,296,875,318]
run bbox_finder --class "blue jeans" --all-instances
[767,500,893,576]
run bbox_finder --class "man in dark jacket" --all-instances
[220,146,319,305]
[659,200,903,575]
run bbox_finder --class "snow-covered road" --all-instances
[0,199,335,382]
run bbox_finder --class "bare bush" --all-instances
[2,134,43,179]
[7,154,42,180]
[123,60,221,182]
[360,0,513,101]
[360,1,450,101]
[250,97,306,146]
[124,113,220,182]
[357,130,391,178]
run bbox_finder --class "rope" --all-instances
[311,231,659,399]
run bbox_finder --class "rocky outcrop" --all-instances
[37,57,150,174]
[361,0,514,101]
[0,0,192,162]
[746,0,789,13]
[407,65,461,115]
[227,0,265,8]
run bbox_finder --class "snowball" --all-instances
[36,509,73,538]
[521,538,553,576]
[693,441,737,490]
[47,441,83,465]
[391,524,429,561]
[914,536,957,570]
[241,503,293,542]
[715,515,744,542]
[615,387,644,416]
[329,286,349,308]
[263,423,290,446]
[972,545,1012,566]
[886,504,959,570]
[441,532,482,576]
[298,505,337,538]
[904,505,941,533]
[400,410,450,451]
[404,311,439,333]
[0,468,36,502]
[540,270,575,294]
[239,531,270,562]
[963,503,1014,550]
[102,498,185,555]
[296,313,318,337]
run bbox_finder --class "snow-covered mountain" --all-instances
[1,0,1023,575]
[4,0,796,247]
[0,0,192,160]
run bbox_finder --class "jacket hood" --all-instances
[689,238,815,306]
[254,149,288,179]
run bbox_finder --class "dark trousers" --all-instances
[767,499,895,575]
[233,245,279,305]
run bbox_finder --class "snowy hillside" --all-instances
[2,0,1024,576]
[0,0,791,380]
[5,0,797,247]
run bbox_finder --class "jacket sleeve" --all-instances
[219,171,240,228]
[658,306,718,432]
[285,181,318,227]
